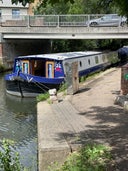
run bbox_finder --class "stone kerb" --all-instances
[37,101,70,171]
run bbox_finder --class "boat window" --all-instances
[79,61,82,67]
[95,56,99,64]
[0,9,1,18]
[22,60,29,74]
[46,61,54,78]
[88,59,90,65]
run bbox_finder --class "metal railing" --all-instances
[0,14,127,27]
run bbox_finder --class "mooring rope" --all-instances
[20,72,51,93]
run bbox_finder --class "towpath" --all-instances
[38,67,128,171]
[70,67,128,171]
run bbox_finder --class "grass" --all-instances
[48,143,112,171]
[36,92,50,102]
[36,83,67,102]
[79,71,102,83]
[58,83,67,93]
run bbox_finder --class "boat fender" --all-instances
[49,88,58,103]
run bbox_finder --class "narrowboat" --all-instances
[5,51,118,97]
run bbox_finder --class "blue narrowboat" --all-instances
[5,51,115,97]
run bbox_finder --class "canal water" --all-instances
[0,72,38,170]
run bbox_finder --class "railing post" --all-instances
[27,15,30,27]
[57,15,60,27]
[87,15,90,27]
[119,16,121,27]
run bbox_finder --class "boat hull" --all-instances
[5,77,63,97]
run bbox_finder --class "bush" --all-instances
[0,139,24,171]
[49,143,112,171]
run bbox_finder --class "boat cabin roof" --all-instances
[17,51,102,61]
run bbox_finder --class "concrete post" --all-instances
[121,63,128,95]
[65,61,79,95]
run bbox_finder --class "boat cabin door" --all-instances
[46,61,54,78]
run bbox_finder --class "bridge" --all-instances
[0,14,128,39]
[0,14,128,69]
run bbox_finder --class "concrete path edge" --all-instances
[37,101,71,171]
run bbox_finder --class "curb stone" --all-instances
[37,101,71,171]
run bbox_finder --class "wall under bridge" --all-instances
[0,39,51,70]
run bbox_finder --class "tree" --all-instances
[11,0,34,6]
[8,0,128,18]
[10,0,74,6]
[34,0,71,15]
[115,0,128,18]
[98,0,128,18]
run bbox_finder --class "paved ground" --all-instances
[38,67,128,171]
[70,67,128,171]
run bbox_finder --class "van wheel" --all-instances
[90,22,98,26]
[120,21,127,27]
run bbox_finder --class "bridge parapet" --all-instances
[0,14,127,27]
[0,14,128,39]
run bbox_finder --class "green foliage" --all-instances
[36,83,67,102]
[52,40,71,52]
[107,52,120,64]
[52,39,99,53]
[0,139,24,171]
[99,0,128,18]
[36,92,50,102]
[10,0,128,19]
[115,0,128,19]
[34,0,71,15]
[34,0,107,15]
[68,0,84,14]
[38,0,74,7]
[58,83,67,92]
[79,76,87,83]
[49,143,112,171]
[11,0,34,6]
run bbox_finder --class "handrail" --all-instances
[0,14,127,27]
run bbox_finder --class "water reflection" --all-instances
[0,73,37,170]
